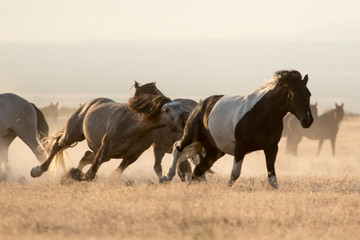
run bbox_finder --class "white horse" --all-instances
[0,93,49,180]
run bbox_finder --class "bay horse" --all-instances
[30,82,190,181]
[285,103,344,156]
[161,70,313,188]
[0,93,49,180]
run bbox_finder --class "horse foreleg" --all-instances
[153,146,165,179]
[160,141,184,183]
[112,152,143,177]
[264,145,279,189]
[330,136,337,156]
[0,147,10,181]
[77,151,95,170]
[317,139,324,156]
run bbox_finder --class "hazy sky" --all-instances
[1,0,359,42]
[1,1,360,112]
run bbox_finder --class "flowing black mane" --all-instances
[126,94,171,121]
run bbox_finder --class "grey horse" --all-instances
[0,93,49,180]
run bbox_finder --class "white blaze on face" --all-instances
[207,79,278,155]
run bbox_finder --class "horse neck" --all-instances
[260,87,289,124]
[139,115,167,133]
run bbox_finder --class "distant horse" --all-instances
[283,103,318,155]
[161,70,313,189]
[0,93,49,180]
[285,103,344,156]
[41,102,59,119]
[30,82,190,181]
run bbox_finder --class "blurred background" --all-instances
[1,0,359,113]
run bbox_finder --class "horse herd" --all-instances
[0,70,344,188]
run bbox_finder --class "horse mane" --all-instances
[258,70,302,91]
[126,94,171,121]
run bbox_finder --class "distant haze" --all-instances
[0,1,359,113]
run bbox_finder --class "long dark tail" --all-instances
[31,103,49,141]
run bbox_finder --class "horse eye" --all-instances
[163,107,169,112]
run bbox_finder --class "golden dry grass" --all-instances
[1,117,360,240]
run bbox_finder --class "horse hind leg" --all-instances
[77,151,95,170]
[317,139,324,157]
[0,134,16,181]
[192,145,224,183]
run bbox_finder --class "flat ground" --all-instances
[1,117,360,240]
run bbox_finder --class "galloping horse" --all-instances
[30,83,190,181]
[161,70,313,188]
[285,103,344,156]
[0,93,49,180]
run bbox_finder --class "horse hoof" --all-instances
[268,176,278,189]
[159,176,170,183]
[68,168,84,181]
[84,171,96,182]
[30,166,43,178]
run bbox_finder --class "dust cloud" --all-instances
[7,115,360,183]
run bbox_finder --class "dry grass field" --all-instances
[1,116,360,240]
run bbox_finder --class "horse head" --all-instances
[334,103,344,122]
[280,71,313,128]
[127,94,190,133]
[134,81,164,97]
[162,101,190,133]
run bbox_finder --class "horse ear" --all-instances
[341,103,344,107]
[303,74,309,85]
[152,82,157,86]
[134,81,140,89]
[56,102,59,107]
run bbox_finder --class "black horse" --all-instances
[161,70,313,188]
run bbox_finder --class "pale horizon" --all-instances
[1,1,359,112]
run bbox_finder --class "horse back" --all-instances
[0,93,38,131]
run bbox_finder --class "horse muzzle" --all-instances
[300,114,313,128]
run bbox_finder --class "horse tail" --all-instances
[31,103,50,141]
[42,130,67,176]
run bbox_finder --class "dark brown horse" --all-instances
[161,70,313,189]
[285,103,344,156]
